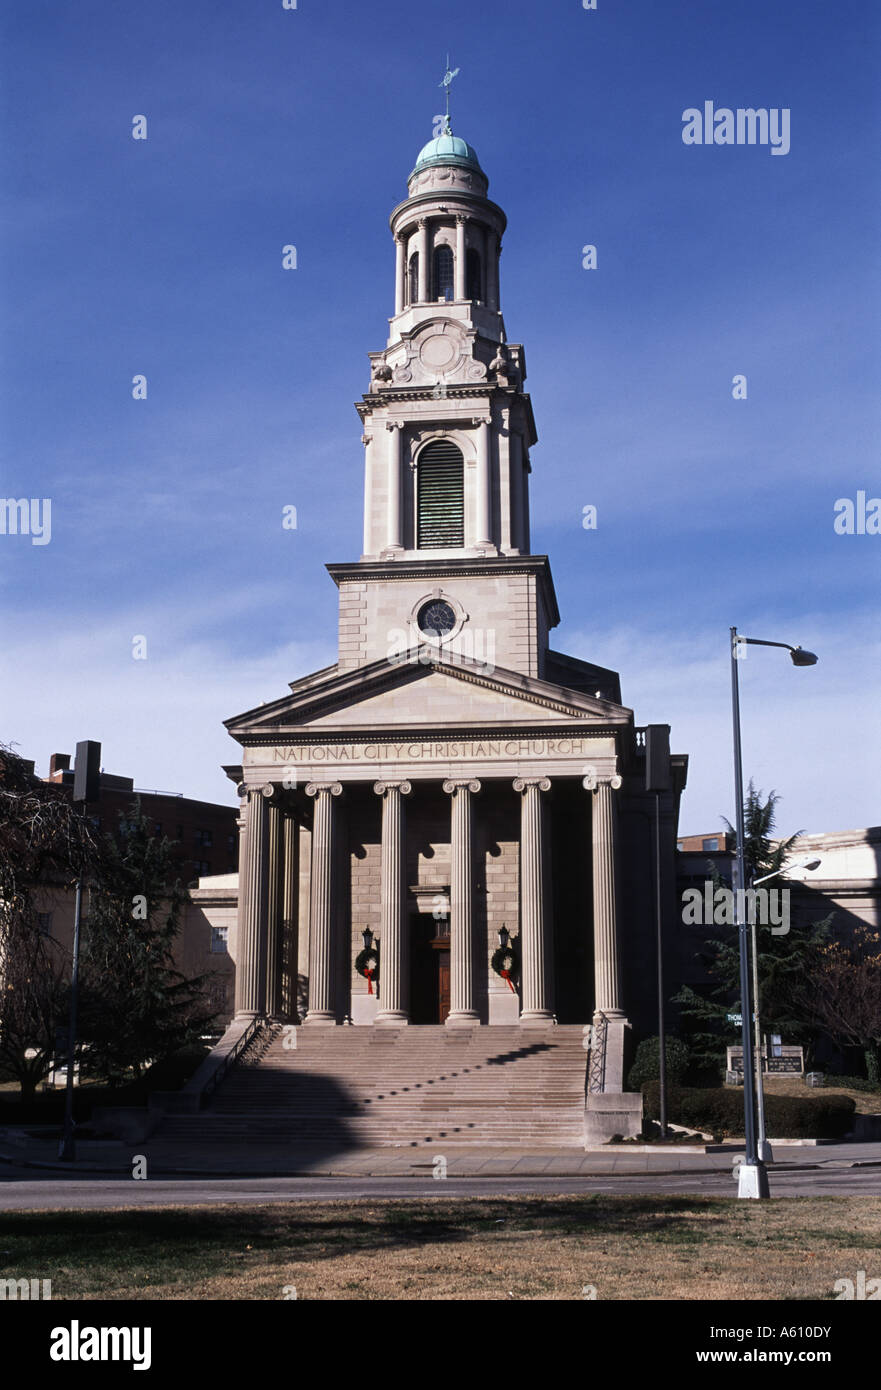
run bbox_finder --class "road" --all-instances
[2,1165,881,1208]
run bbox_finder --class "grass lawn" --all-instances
[3,1196,879,1300]
[755,1077,881,1116]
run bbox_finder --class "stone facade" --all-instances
[220,127,689,1097]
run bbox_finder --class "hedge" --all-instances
[626,1036,690,1091]
[642,1082,855,1139]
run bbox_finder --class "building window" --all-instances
[210,926,229,954]
[432,244,454,300]
[702,837,719,852]
[227,834,235,851]
[408,252,419,305]
[194,860,211,876]
[416,439,465,548]
[466,247,482,301]
[195,828,213,848]
[37,912,53,937]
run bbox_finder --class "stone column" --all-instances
[473,416,492,548]
[361,439,375,558]
[584,772,629,1091]
[514,777,554,1025]
[443,779,481,1025]
[455,216,466,300]
[304,782,343,1024]
[394,235,405,315]
[281,811,300,1020]
[264,798,284,1017]
[509,429,524,554]
[385,422,403,551]
[234,783,274,1018]
[417,219,429,302]
[373,781,412,1025]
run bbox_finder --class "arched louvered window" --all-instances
[466,248,482,301]
[417,439,464,548]
[408,252,419,305]
[433,244,454,301]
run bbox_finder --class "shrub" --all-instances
[627,1035,690,1091]
[822,1075,881,1095]
[642,1082,855,1139]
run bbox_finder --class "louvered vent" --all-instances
[417,440,464,548]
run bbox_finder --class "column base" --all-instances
[584,1092,643,1146]
[445,1011,479,1028]
[519,1011,557,1028]
[303,1011,337,1026]
[375,1012,410,1026]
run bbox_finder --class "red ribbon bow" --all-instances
[366,968,374,995]
[501,968,516,994]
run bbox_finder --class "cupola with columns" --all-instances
[330,116,560,679]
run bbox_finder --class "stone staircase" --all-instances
[154,1025,589,1150]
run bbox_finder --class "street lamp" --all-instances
[729,628,818,1199]
[749,856,821,1163]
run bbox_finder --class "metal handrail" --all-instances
[201,1016,264,1107]
[587,1013,608,1095]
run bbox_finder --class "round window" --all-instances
[417,599,456,638]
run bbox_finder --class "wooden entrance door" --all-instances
[409,913,452,1023]
[436,948,451,1023]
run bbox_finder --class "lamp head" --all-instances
[361,926,374,951]
[789,646,818,666]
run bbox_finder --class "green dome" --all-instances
[412,133,483,175]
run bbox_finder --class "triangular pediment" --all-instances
[225,648,632,742]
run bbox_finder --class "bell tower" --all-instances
[328,118,560,676]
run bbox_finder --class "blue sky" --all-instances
[2,0,879,837]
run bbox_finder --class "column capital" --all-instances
[305,782,343,799]
[443,778,481,795]
[373,780,412,797]
[582,771,622,792]
[361,433,371,446]
[455,213,466,225]
[471,415,492,428]
[385,419,405,431]
[237,781,276,802]
[513,776,551,793]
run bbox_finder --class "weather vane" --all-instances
[439,55,459,134]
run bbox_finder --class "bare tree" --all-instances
[791,926,881,1086]
[0,746,96,1100]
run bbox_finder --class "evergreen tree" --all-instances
[79,802,214,1084]
[675,783,832,1075]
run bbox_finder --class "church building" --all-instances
[220,119,688,1127]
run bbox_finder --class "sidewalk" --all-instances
[3,1126,880,1179]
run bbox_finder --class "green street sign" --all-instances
[727,1013,743,1025]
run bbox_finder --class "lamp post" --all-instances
[729,629,817,1199]
[750,856,821,1162]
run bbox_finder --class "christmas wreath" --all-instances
[491,945,519,993]
[355,946,380,995]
